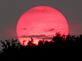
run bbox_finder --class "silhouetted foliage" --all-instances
[0,34,82,57]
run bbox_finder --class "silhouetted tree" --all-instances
[0,34,82,57]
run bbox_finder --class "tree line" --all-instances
[0,34,82,56]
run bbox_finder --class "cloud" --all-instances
[20,35,52,39]
[47,28,55,32]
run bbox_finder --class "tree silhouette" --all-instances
[0,34,82,57]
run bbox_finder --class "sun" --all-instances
[16,6,69,46]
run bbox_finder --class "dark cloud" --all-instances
[46,28,55,32]
[20,35,52,39]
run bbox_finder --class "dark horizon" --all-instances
[0,34,82,57]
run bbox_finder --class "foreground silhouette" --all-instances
[0,34,82,57]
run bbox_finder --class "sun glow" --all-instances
[16,6,69,46]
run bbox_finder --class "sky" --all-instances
[0,0,82,40]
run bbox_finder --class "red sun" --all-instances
[16,6,69,46]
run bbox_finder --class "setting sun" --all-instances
[16,6,69,46]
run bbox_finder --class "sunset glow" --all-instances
[16,6,69,46]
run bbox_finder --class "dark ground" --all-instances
[0,34,82,58]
